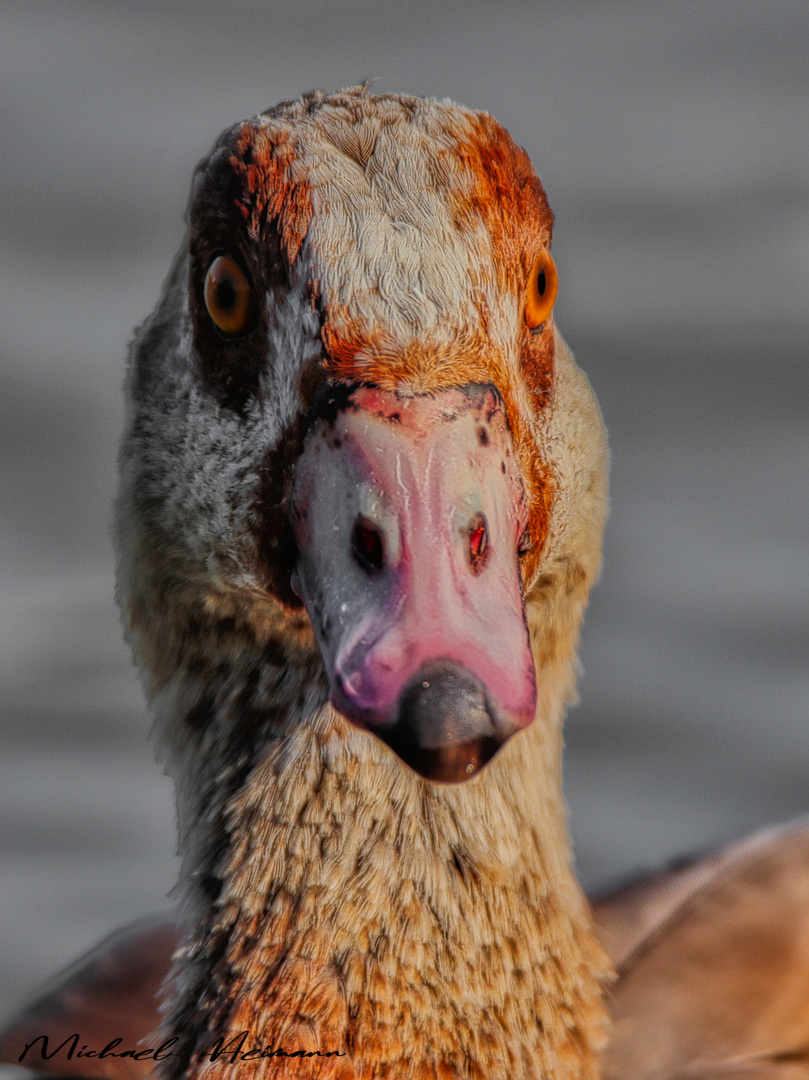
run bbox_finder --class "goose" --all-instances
[3,85,809,1080]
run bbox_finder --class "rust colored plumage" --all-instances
[230,124,313,265]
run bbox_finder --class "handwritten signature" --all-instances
[18,1031,346,1064]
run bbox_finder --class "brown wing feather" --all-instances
[594,819,809,1080]
[591,819,809,970]
[0,916,179,1079]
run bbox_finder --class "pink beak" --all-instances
[290,383,537,782]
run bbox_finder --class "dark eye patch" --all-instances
[187,137,290,415]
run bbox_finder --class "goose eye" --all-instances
[204,255,257,337]
[524,250,558,331]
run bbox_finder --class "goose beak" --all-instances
[290,383,537,782]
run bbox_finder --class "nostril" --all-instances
[467,513,489,573]
[351,516,386,574]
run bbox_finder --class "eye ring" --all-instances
[524,250,558,331]
[204,255,257,338]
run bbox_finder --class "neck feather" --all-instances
[150,619,610,1080]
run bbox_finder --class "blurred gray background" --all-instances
[1,0,807,1037]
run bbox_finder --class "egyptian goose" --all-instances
[3,86,809,1080]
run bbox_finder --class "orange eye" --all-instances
[204,255,257,337]
[524,250,558,330]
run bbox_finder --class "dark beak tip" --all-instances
[369,662,519,783]
[331,663,533,782]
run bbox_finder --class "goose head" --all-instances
[117,87,610,1079]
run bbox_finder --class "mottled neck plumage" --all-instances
[144,598,609,1080]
